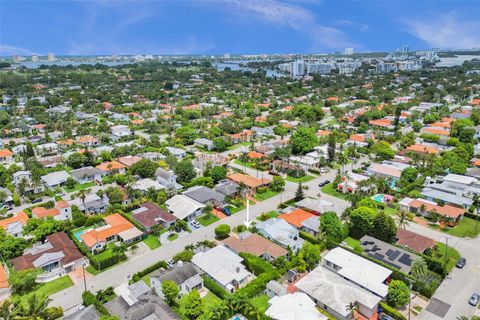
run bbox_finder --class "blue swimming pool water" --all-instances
[372,194,384,203]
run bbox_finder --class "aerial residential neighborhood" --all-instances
[0,1,480,319]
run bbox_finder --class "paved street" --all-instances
[51,157,479,320]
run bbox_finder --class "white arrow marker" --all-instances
[243,200,252,228]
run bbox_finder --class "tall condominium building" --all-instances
[31,55,39,62]
[292,60,306,76]
[47,53,55,61]
[307,63,334,75]
[344,48,354,55]
[402,45,410,53]
[12,55,19,63]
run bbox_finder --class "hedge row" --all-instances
[379,302,407,320]
[236,272,278,298]
[239,252,277,276]
[82,291,109,316]
[299,230,322,244]
[202,275,229,299]
[132,260,168,283]
[90,252,127,270]
[119,211,147,233]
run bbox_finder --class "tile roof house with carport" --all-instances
[132,202,177,231]
[165,194,205,221]
[0,211,29,237]
[223,231,288,262]
[399,197,466,222]
[80,213,144,253]
[11,232,85,282]
[192,245,253,293]
[150,261,203,298]
[227,172,270,196]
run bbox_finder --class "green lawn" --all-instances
[447,217,480,238]
[257,210,279,221]
[251,294,270,313]
[168,233,179,241]
[16,276,73,304]
[383,205,398,216]
[233,159,266,171]
[142,274,152,287]
[175,291,221,317]
[286,175,315,183]
[321,183,349,200]
[344,236,360,248]
[197,213,220,226]
[64,181,96,193]
[253,189,280,201]
[143,234,161,250]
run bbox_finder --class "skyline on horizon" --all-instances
[1,0,479,56]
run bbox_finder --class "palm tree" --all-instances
[18,294,51,320]
[396,210,410,229]
[129,244,139,254]
[411,257,428,283]
[0,300,18,320]
[346,302,359,319]
[0,190,8,204]
[78,189,87,205]
[457,316,471,320]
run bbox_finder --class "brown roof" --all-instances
[409,199,465,218]
[223,233,288,258]
[278,209,316,228]
[0,211,29,230]
[81,213,134,248]
[228,173,270,189]
[395,228,436,253]
[0,265,8,289]
[133,202,177,228]
[11,232,84,271]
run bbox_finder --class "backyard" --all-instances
[175,291,221,317]
[64,181,96,193]
[251,294,270,313]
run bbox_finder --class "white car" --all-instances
[191,221,201,228]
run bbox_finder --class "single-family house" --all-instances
[105,282,179,320]
[192,246,253,293]
[278,209,316,229]
[399,197,465,222]
[31,200,72,221]
[96,161,126,175]
[117,155,142,167]
[165,147,186,159]
[223,231,288,261]
[70,166,103,184]
[227,173,270,196]
[214,179,239,197]
[182,185,225,205]
[70,194,109,214]
[0,211,29,237]
[0,187,13,209]
[367,161,410,183]
[165,195,205,221]
[0,265,11,302]
[80,213,144,253]
[0,149,13,164]
[77,135,99,147]
[132,202,177,231]
[266,292,327,320]
[155,168,182,190]
[150,262,203,298]
[132,178,165,193]
[111,125,131,138]
[63,305,100,320]
[256,218,304,252]
[395,228,436,254]
[41,171,70,188]
[194,138,214,151]
[11,232,85,282]
[295,197,335,215]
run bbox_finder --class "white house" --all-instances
[165,195,205,221]
[192,246,252,293]
[266,292,327,320]
[111,125,131,138]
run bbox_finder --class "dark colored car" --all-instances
[31,198,43,204]
[469,293,479,306]
[318,180,331,187]
[456,257,467,268]
[222,207,232,216]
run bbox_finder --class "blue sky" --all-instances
[1,0,479,56]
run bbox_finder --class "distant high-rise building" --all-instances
[12,55,19,63]
[402,45,410,53]
[47,53,55,61]
[31,55,39,62]
[344,48,354,55]
[292,60,306,76]
[223,53,230,59]
[334,50,341,55]
[307,63,334,75]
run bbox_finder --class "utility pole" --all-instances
[82,261,87,293]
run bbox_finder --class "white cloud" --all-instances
[225,0,355,50]
[405,11,480,49]
[0,44,37,56]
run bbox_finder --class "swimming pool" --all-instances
[372,194,384,203]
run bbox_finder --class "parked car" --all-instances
[222,207,232,216]
[268,170,279,176]
[191,221,201,229]
[469,293,479,306]
[379,315,395,320]
[167,259,175,268]
[31,198,43,204]
[456,257,467,268]
[318,180,330,187]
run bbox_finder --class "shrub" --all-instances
[236,273,278,298]
[173,250,194,262]
[132,260,168,282]
[239,253,277,276]
[256,186,267,194]
[379,302,407,320]
[45,306,63,320]
[202,275,229,299]
[82,291,96,306]
[299,230,321,244]
[214,224,231,239]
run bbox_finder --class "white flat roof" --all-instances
[266,293,327,320]
[443,173,476,185]
[324,247,391,297]
[296,265,381,317]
